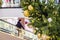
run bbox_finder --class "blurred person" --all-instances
[16,18,25,36]
[16,19,24,29]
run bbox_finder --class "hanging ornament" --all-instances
[37,33,41,38]
[28,5,34,11]
[24,10,30,17]
[48,18,52,22]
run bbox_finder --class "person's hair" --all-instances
[19,19,21,21]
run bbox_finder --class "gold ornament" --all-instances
[28,5,34,11]
[37,33,41,38]
[24,10,30,17]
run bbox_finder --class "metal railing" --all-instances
[0,19,38,40]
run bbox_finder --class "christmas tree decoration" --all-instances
[0,0,2,7]
[28,5,34,11]
[37,33,41,39]
[21,0,60,40]
[24,10,30,17]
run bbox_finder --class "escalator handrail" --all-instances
[0,19,38,40]
[0,19,16,27]
[0,19,35,34]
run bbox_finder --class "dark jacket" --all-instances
[16,20,24,29]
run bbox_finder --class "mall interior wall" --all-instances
[0,8,25,17]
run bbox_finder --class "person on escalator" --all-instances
[16,19,24,29]
[16,19,24,36]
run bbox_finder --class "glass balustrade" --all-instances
[0,19,18,36]
[0,19,38,40]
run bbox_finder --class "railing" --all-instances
[0,19,38,40]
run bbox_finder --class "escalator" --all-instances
[0,19,38,40]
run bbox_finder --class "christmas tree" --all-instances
[21,0,60,40]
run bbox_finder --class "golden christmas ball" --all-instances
[37,33,41,38]
[28,5,34,11]
[24,10,30,17]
